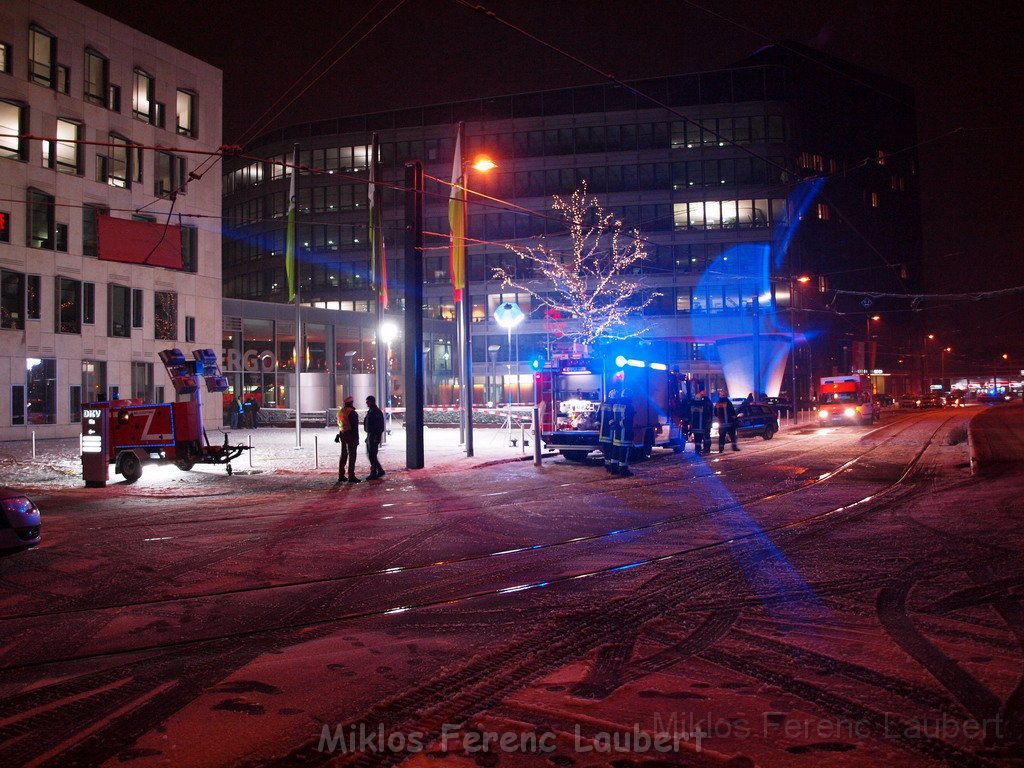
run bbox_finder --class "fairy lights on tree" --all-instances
[494,184,658,346]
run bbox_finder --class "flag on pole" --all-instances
[448,122,466,303]
[369,134,388,310]
[285,153,298,303]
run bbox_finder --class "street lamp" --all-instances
[452,126,498,458]
[493,301,525,446]
[379,320,399,436]
[487,344,501,402]
[941,347,951,390]
[344,349,357,401]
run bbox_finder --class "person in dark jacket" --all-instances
[337,396,360,482]
[363,395,386,480]
[714,388,740,452]
[690,389,713,455]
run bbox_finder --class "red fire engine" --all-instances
[534,355,690,462]
[81,348,250,486]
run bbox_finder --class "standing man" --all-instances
[364,395,386,480]
[598,388,619,473]
[690,389,713,455]
[229,396,241,430]
[715,388,740,453]
[250,396,261,429]
[613,389,635,477]
[337,395,361,483]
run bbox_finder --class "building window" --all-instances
[27,275,40,319]
[131,362,154,401]
[82,360,106,404]
[132,288,144,328]
[0,209,9,242]
[26,358,57,424]
[176,89,196,138]
[0,42,11,74]
[56,64,69,94]
[102,133,134,188]
[133,68,154,122]
[27,189,54,249]
[1,269,25,329]
[82,204,108,257]
[0,100,27,160]
[154,291,177,340]
[816,203,830,220]
[84,48,108,105]
[108,283,131,337]
[50,119,82,174]
[83,282,95,324]
[181,224,198,272]
[28,26,56,88]
[185,315,195,343]
[870,192,879,208]
[55,276,81,334]
[155,151,186,197]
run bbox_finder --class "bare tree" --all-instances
[493,184,658,346]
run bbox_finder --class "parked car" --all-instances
[920,393,945,408]
[899,394,921,409]
[712,403,780,441]
[875,394,895,408]
[0,488,41,550]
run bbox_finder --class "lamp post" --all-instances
[455,151,497,458]
[494,302,525,445]
[922,333,935,394]
[379,320,398,440]
[403,160,425,469]
[344,350,356,401]
[941,347,951,391]
[487,344,501,402]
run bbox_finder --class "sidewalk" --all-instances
[968,403,1024,474]
[0,423,542,488]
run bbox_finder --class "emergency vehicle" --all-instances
[534,356,689,462]
[81,349,250,485]
[817,374,878,426]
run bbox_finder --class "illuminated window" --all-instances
[870,192,879,208]
[817,203,830,220]
[154,291,177,340]
[29,26,55,88]
[102,134,140,188]
[133,68,153,122]
[55,276,82,334]
[176,89,196,137]
[47,119,81,174]
[0,42,10,74]
[0,99,27,160]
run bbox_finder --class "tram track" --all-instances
[1,411,950,627]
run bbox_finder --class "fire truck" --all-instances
[81,348,250,486]
[534,355,690,462]
[817,374,878,426]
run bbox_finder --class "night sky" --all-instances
[77,0,1024,358]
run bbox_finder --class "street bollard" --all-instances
[521,423,526,454]
[533,407,542,466]
[32,431,36,459]
[314,435,319,469]
[248,434,253,467]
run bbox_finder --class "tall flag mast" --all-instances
[370,133,389,433]
[449,122,472,454]
[286,143,302,447]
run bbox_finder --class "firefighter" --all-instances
[714,388,739,452]
[690,389,713,455]
[612,389,635,477]
[598,388,619,473]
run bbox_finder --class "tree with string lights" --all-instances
[493,184,658,347]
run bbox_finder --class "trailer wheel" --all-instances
[175,459,195,471]
[119,452,143,483]
[561,450,589,462]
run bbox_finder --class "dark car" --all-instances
[921,393,945,408]
[875,394,895,408]
[899,394,920,409]
[712,403,779,441]
[0,488,41,550]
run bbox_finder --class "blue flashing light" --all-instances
[626,359,646,368]
[614,355,627,368]
[531,357,543,370]
[650,362,668,371]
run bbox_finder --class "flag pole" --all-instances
[371,133,388,440]
[289,143,302,448]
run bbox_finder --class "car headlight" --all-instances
[844,407,856,418]
[818,409,828,419]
